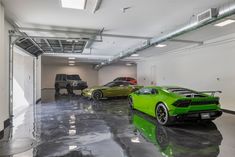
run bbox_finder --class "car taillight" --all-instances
[173,100,191,107]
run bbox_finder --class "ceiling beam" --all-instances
[44,39,54,52]
[58,40,64,52]
[18,27,152,40]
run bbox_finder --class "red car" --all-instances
[113,77,137,85]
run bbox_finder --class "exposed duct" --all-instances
[95,2,235,69]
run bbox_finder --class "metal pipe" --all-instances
[95,2,235,69]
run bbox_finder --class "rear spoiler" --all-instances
[198,91,222,96]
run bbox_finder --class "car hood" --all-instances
[68,80,87,83]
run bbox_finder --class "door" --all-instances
[135,88,158,116]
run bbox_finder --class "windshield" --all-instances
[104,82,117,87]
[104,81,130,87]
[67,75,81,80]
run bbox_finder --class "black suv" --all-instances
[55,74,88,94]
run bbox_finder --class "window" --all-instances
[138,88,158,95]
[67,75,81,80]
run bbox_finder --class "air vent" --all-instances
[197,8,218,23]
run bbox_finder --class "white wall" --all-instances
[41,64,99,89]
[98,64,137,85]
[0,3,5,131]
[0,4,10,131]
[137,36,235,111]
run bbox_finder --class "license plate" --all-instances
[201,113,210,119]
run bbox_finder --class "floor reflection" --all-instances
[131,111,223,157]
[2,90,235,157]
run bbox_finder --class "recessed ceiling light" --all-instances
[68,61,75,63]
[155,44,167,48]
[61,0,86,10]
[68,57,76,60]
[214,19,235,27]
[131,54,139,57]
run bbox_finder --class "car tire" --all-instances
[67,84,73,95]
[92,90,103,100]
[156,103,171,125]
[128,96,134,109]
[55,84,60,93]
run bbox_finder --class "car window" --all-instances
[55,75,60,81]
[62,75,66,81]
[114,77,122,81]
[127,77,134,81]
[56,74,66,81]
[138,88,158,95]
[67,75,81,80]
[104,82,118,87]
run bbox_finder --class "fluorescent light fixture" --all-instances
[68,57,76,60]
[61,0,86,10]
[214,19,235,27]
[155,44,167,48]
[126,63,132,66]
[131,54,139,57]
[68,61,75,63]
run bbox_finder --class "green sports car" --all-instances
[131,111,222,157]
[82,81,142,100]
[129,86,222,125]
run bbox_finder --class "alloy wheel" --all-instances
[156,104,169,125]
[92,90,102,100]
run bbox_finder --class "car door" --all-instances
[105,82,122,97]
[134,88,158,116]
[118,82,133,96]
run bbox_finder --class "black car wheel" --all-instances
[66,84,74,95]
[55,84,60,94]
[92,90,103,100]
[156,103,170,125]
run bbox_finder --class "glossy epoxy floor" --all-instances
[1,89,235,157]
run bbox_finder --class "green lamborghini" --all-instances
[129,86,222,125]
[82,81,142,100]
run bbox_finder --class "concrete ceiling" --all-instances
[2,0,235,65]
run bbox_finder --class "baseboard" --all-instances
[0,118,11,140]
[222,109,235,115]
[4,118,11,129]
[42,88,54,90]
[36,98,41,104]
[0,129,3,140]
